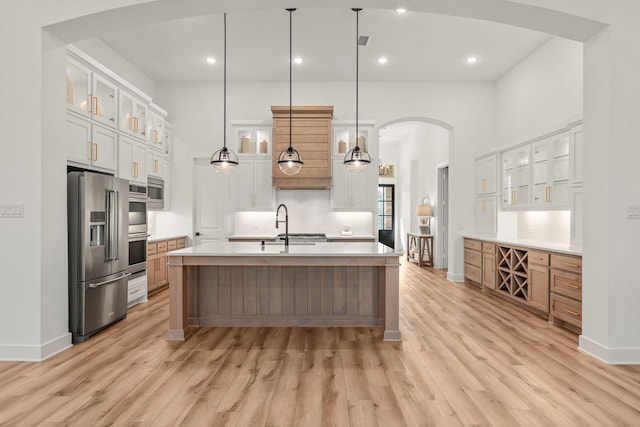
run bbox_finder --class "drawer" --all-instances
[177,238,186,249]
[529,250,549,266]
[551,293,582,329]
[127,277,147,305]
[464,239,482,251]
[157,240,168,253]
[464,248,482,268]
[147,242,157,256]
[482,242,496,254]
[551,268,582,301]
[168,240,177,250]
[464,263,482,284]
[550,254,582,274]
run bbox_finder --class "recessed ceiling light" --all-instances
[377,57,388,64]
[205,56,217,64]
[293,57,303,64]
[466,56,478,64]
[396,8,407,14]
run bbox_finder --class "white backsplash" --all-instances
[233,190,373,236]
[498,210,570,245]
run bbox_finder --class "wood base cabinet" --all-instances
[463,239,482,285]
[148,237,186,295]
[482,242,496,290]
[550,254,582,333]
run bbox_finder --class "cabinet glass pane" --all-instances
[553,136,570,157]
[66,62,89,112]
[533,162,548,184]
[135,104,147,137]
[120,96,133,131]
[94,78,116,123]
[533,143,548,163]
[553,157,569,182]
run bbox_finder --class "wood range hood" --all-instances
[271,106,333,190]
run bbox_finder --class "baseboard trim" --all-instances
[579,335,640,365]
[447,272,464,282]
[0,333,72,362]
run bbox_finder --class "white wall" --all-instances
[496,37,583,148]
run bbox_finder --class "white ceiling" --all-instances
[97,8,552,83]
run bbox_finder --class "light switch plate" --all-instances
[627,205,640,219]
[0,203,24,218]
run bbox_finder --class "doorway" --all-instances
[378,184,395,248]
[437,165,449,269]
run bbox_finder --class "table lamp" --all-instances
[416,203,433,235]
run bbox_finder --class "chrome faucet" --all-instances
[275,203,289,246]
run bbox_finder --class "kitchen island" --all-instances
[166,241,402,341]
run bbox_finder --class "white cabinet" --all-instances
[233,158,274,211]
[147,149,164,178]
[331,158,373,210]
[475,154,497,195]
[163,121,172,156]
[332,124,372,157]
[147,110,164,150]
[66,57,117,129]
[66,114,117,172]
[531,132,570,208]
[502,145,531,209]
[569,124,583,186]
[118,135,147,184]
[232,122,272,156]
[475,196,497,234]
[119,90,148,140]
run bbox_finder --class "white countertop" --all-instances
[167,241,400,257]
[463,235,582,256]
[148,234,189,243]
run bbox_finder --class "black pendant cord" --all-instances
[287,8,295,150]
[223,12,227,150]
[353,8,361,149]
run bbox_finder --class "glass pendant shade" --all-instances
[211,146,238,175]
[344,145,371,173]
[278,146,303,175]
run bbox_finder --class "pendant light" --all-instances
[277,8,304,176]
[211,13,239,175]
[344,7,371,173]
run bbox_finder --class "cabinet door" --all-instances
[147,256,157,292]
[157,253,168,286]
[528,264,549,313]
[351,167,372,210]
[148,111,164,149]
[66,114,92,166]
[233,161,254,211]
[91,125,117,172]
[331,158,351,209]
[147,150,163,177]
[502,146,531,208]
[66,59,92,117]
[119,136,147,183]
[569,124,583,185]
[474,196,496,234]
[482,253,496,290]
[253,159,274,209]
[91,74,117,128]
[476,154,497,195]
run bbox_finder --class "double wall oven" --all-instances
[128,183,148,278]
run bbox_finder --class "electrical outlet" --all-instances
[0,203,24,218]
[627,205,640,219]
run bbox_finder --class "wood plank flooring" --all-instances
[1,261,639,426]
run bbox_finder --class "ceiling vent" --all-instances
[358,36,369,46]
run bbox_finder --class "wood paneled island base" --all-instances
[167,242,401,341]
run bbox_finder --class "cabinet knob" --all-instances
[195,232,201,236]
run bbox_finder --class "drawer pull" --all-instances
[130,288,141,295]
[564,263,580,268]
[565,283,580,289]
[564,309,580,316]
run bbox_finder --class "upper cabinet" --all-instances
[531,132,570,208]
[502,145,531,209]
[66,115,117,172]
[475,154,497,196]
[147,105,166,151]
[331,158,373,211]
[271,106,333,190]
[119,90,148,140]
[499,122,582,211]
[66,57,117,129]
[232,122,272,156]
[332,122,373,158]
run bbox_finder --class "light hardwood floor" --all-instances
[1,262,639,426]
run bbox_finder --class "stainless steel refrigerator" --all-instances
[67,171,129,343]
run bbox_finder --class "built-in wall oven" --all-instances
[128,184,148,277]
[147,176,164,211]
